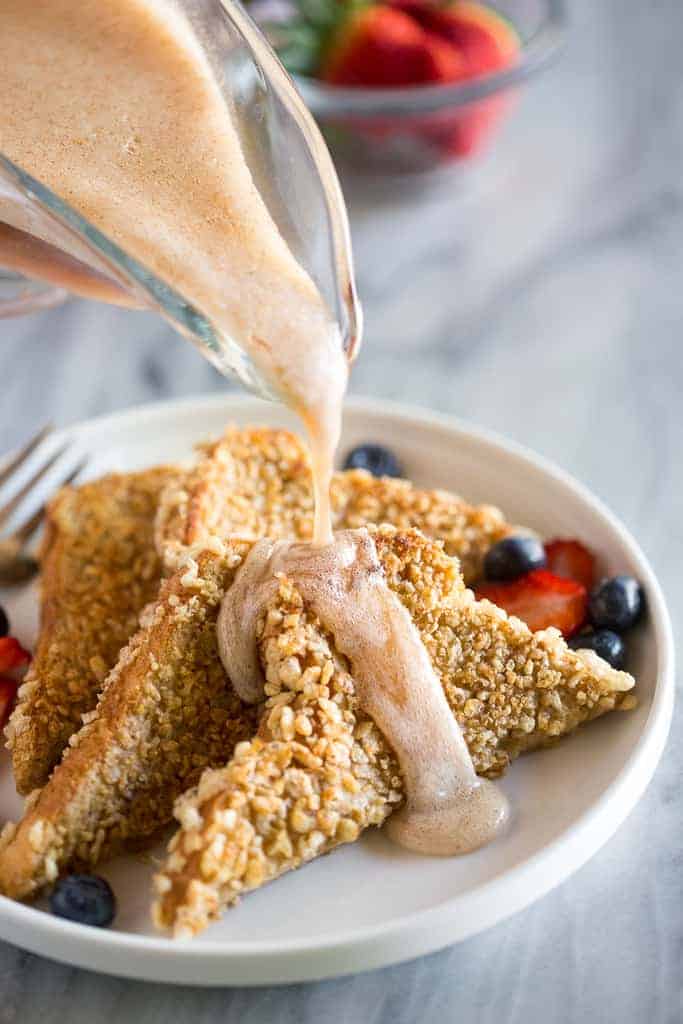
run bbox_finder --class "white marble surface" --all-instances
[0,0,681,1019]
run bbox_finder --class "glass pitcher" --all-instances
[0,0,361,394]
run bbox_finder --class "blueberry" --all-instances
[49,874,116,928]
[569,629,626,670]
[588,575,644,631]
[484,536,546,582]
[0,606,8,638]
[343,443,403,478]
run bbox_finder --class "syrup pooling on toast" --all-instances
[217,529,509,856]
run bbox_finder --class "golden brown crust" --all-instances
[152,527,635,937]
[0,540,258,901]
[6,468,176,795]
[331,470,510,584]
[155,427,314,571]
[0,433,328,899]
[156,426,511,582]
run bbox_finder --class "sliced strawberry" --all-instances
[0,636,31,674]
[545,539,596,591]
[475,569,588,637]
[321,6,465,87]
[0,677,18,730]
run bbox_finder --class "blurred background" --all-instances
[1,0,682,1020]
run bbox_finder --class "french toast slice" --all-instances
[6,468,175,795]
[150,526,635,938]
[0,537,258,900]
[156,425,511,583]
[155,427,314,570]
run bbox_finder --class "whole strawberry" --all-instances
[321,6,465,86]
[391,0,520,74]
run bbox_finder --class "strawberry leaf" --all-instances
[268,20,325,74]
[297,0,340,29]
[259,0,371,76]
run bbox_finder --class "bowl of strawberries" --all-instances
[257,0,567,176]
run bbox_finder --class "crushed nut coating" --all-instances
[152,526,634,937]
[0,540,259,901]
[6,468,175,795]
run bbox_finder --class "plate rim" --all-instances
[0,393,674,983]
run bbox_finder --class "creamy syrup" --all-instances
[0,0,345,541]
[0,224,139,309]
[217,529,508,856]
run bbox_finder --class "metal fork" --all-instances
[0,425,86,585]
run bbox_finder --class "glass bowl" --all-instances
[294,0,567,178]
[0,270,67,318]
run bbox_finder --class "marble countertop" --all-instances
[1,0,681,1020]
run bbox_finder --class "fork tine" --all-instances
[10,457,89,545]
[0,442,70,530]
[9,505,45,547]
[0,424,53,489]
[62,457,89,489]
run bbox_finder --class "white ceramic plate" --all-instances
[0,395,674,985]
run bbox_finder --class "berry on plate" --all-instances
[0,677,18,730]
[484,535,546,581]
[475,569,588,637]
[569,629,626,671]
[0,637,31,726]
[544,538,596,590]
[343,443,403,478]
[0,636,31,674]
[0,606,8,638]
[588,575,644,632]
[49,874,116,928]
